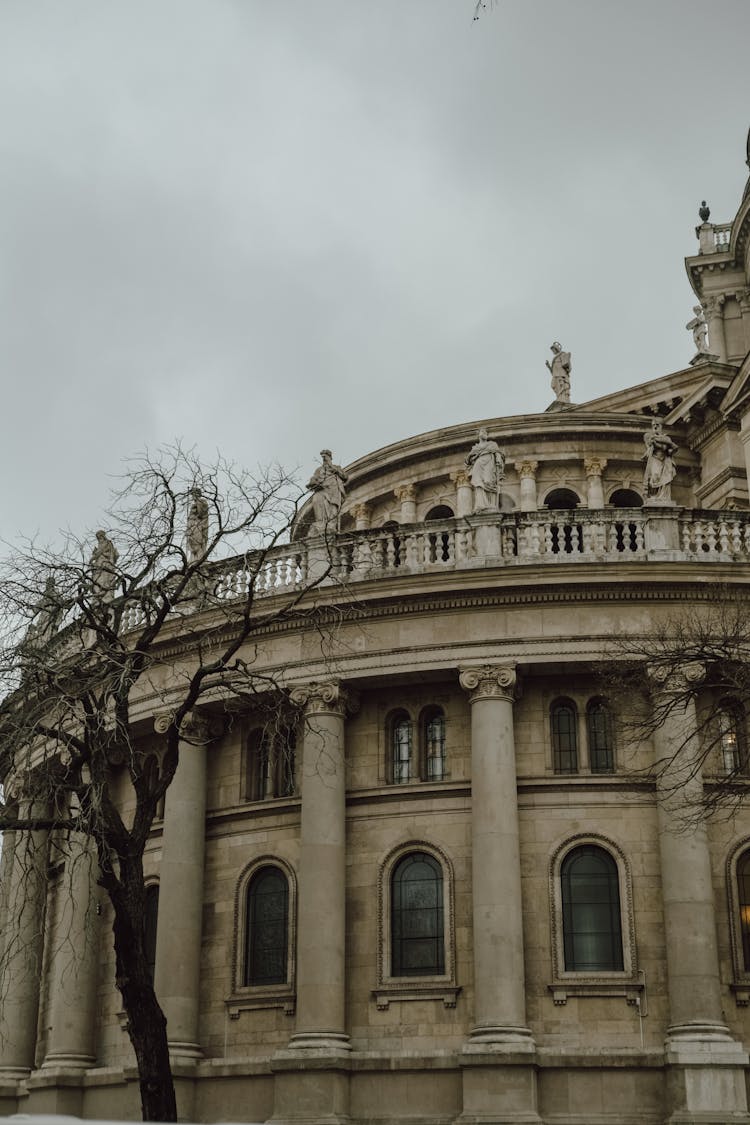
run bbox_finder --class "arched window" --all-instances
[421,707,446,781]
[718,701,746,775]
[390,711,413,784]
[609,488,643,508]
[587,699,615,773]
[545,488,580,510]
[738,851,750,973]
[424,505,454,521]
[244,866,289,986]
[561,845,623,972]
[551,699,578,773]
[391,852,444,976]
[144,883,159,983]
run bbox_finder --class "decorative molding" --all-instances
[459,664,517,703]
[394,484,417,503]
[514,460,539,480]
[372,985,461,1011]
[450,469,470,487]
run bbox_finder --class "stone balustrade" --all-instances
[712,223,732,251]
[55,508,750,640]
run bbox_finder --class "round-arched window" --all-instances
[391,852,444,976]
[561,845,623,972]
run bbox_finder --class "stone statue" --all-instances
[546,342,571,404]
[686,305,708,354]
[24,576,61,648]
[186,487,209,563]
[90,530,119,602]
[643,419,678,502]
[307,449,348,534]
[465,428,506,512]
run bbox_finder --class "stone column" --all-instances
[42,830,100,1069]
[351,502,371,531]
[738,288,750,355]
[0,800,49,1077]
[514,461,538,513]
[704,295,727,361]
[286,682,355,1053]
[649,664,748,1117]
[153,712,214,1062]
[394,484,417,525]
[584,457,606,509]
[452,469,474,518]
[459,665,533,1050]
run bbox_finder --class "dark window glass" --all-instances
[144,884,159,983]
[738,852,750,972]
[719,703,745,775]
[391,715,412,784]
[245,867,289,986]
[424,711,446,781]
[587,701,614,773]
[561,845,623,971]
[391,852,444,976]
[552,701,578,773]
[278,729,296,797]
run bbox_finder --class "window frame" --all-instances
[228,856,297,1017]
[374,841,459,1010]
[716,699,747,777]
[550,698,579,774]
[244,723,298,802]
[386,708,414,785]
[548,834,641,1007]
[586,698,616,774]
[725,838,750,1005]
[420,705,447,782]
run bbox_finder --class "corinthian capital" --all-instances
[289,681,360,717]
[584,457,607,478]
[451,468,470,487]
[459,664,517,703]
[514,460,538,480]
[394,483,417,504]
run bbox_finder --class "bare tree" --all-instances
[0,445,336,1122]
[601,587,750,824]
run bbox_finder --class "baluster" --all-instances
[582,520,593,554]
[405,533,419,568]
[705,520,718,553]
[444,530,455,565]
[544,522,554,556]
[694,521,705,554]
[385,534,396,571]
[731,521,742,555]
[681,522,692,553]
[719,520,730,554]
[744,523,750,556]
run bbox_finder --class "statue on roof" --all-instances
[643,418,678,503]
[307,449,348,534]
[186,487,210,564]
[465,428,505,512]
[686,305,708,354]
[546,342,571,404]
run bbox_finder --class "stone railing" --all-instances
[712,224,732,251]
[108,508,750,635]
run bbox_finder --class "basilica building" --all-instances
[3,133,750,1125]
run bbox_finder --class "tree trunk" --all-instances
[107,861,177,1122]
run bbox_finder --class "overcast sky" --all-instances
[2,0,749,541]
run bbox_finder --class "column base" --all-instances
[464,1025,536,1054]
[285,1032,352,1055]
[41,1051,95,1070]
[664,1022,749,1123]
[270,1048,351,1125]
[167,1039,203,1065]
[458,1045,541,1125]
[0,1067,30,1081]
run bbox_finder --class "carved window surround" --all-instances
[225,986,296,1018]
[547,832,641,1008]
[374,840,458,1009]
[228,854,297,1015]
[725,835,750,1005]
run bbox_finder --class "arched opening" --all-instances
[587,698,615,773]
[561,845,623,972]
[391,852,444,976]
[424,505,454,522]
[737,851,750,971]
[245,866,289,986]
[388,710,413,784]
[609,488,643,508]
[420,706,446,781]
[545,488,580,510]
[551,698,579,773]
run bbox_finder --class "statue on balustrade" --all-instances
[465,428,506,512]
[643,418,678,502]
[686,305,709,354]
[308,449,348,534]
[186,487,210,563]
[90,530,119,602]
[546,341,571,404]
[23,576,61,649]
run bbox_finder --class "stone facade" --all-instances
[5,137,750,1125]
